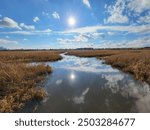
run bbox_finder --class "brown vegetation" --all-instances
[103,50,150,84]
[0,51,62,112]
[67,49,150,84]
[67,50,119,57]
[0,51,62,63]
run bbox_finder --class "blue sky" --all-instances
[0,0,150,49]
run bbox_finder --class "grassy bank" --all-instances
[0,51,62,112]
[67,49,150,84]
[67,50,119,57]
[0,51,62,63]
[103,50,150,84]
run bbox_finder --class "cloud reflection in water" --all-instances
[73,88,89,104]
[44,54,150,112]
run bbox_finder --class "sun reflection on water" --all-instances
[70,73,76,80]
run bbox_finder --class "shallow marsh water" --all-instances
[23,54,150,112]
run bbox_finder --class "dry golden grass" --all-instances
[67,49,150,84]
[0,51,62,63]
[0,50,62,112]
[67,50,127,57]
[103,50,150,84]
[0,63,51,112]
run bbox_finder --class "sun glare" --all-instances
[68,17,76,26]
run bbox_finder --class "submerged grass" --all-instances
[68,49,150,84]
[0,51,62,112]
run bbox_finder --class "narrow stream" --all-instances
[27,54,150,112]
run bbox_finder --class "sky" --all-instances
[0,0,150,49]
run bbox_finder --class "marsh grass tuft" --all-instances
[0,51,62,112]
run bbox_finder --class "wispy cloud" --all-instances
[63,24,150,34]
[58,33,104,44]
[123,37,150,48]
[52,12,60,19]
[73,88,89,104]
[0,38,18,44]
[0,28,52,35]
[99,36,150,48]
[83,0,91,9]
[0,17,21,30]
[58,34,89,44]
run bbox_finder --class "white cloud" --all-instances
[124,37,150,48]
[139,11,150,23]
[105,0,150,24]
[73,88,89,104]
[63,24,150,34]
[127,0,150,14]
[106,13,129,24]
[0,46,7,50]
[63,26,101,34]
[83,0,91,9]
[100,36,150,48]
[102,74,124,93]
[0,38,18,44]
[0,28,52,35]
[56,79,63,85]
[0,17,21,30]
[105,0,129,23]
[58,34,95,44]
[3,31,34,35]
[1,23,150,37]
[135,93,150,112]
[92,32,105,38]
[33,16,40,23]
[59,56,119,73]
[0,17,36,30]
[52,12,60,19]
[20,23,35,30]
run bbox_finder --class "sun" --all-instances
[68,17,76,26]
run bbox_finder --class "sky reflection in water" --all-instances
[35,54,150,113]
